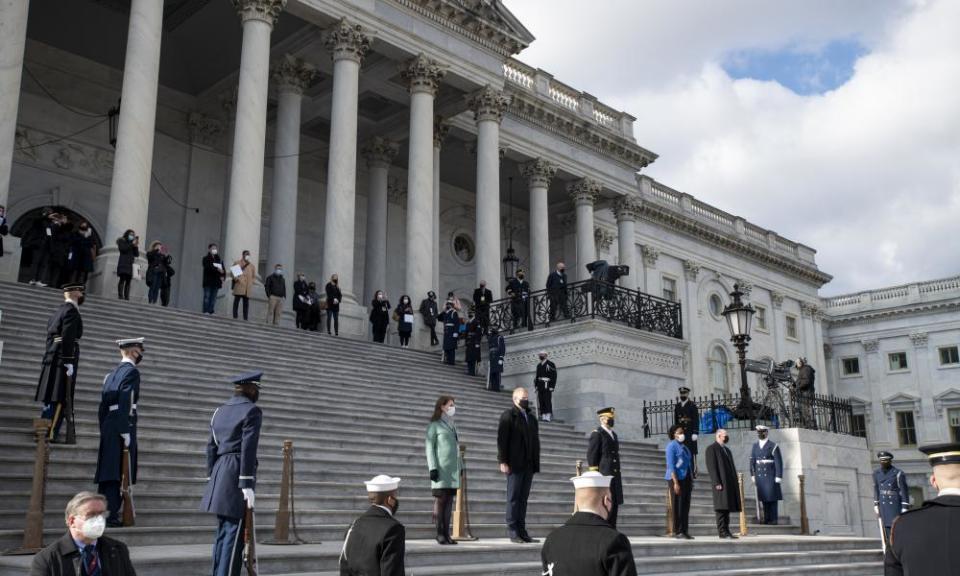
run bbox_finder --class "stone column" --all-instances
[469,86,510,297]
[613,195,641,291]
[268,55,315,298]
[519,158,556,290]
[361,137,398,303]
[320,18,370,306]
[683,260,702,392]
[800,301,819,365]
[432,118,449,293]
[401,55,445,331]
[0,0,30,280]
[222,0,286,271]
[567,178,600,281]
[641,245,659,293]
[771,291,786,361]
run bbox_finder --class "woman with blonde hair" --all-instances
[425,395,460,545]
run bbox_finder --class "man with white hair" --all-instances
[339,475,405,576]
[533,351,557,422]
[497,387,541,543]
[30,491,136,575]
[705,428,741,538]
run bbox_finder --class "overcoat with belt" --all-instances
[199,395,262,520]
[35,301,83,405]
[95,361,140,484]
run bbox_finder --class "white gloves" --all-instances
[242,488,255,509]
[65,364,75,377]
[775,477,782,484]
[901,507,909,513]
[751,476,756,484]
[121,433,130,447]
[874,505,880,515]
[691,434,698,441]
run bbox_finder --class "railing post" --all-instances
[6,419,52,555]
[737,472,748,537]
[273,440,293,543]
[642,401,649,438]
[799,473,810,535]
[452,444,477,541]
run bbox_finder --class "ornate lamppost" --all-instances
[501,176,519,281]
[722,283,756,427]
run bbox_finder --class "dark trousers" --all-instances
[117,274,132,300]
[535,386,553,418]
[670,475,693,535]
[443,348,456,365]
[434,489,456,538]
[232,295,249,320]
[762,501,778,524]
[30,248,50,283]
[372,327,386,343]
[487,371,501,392]
[202,287,218,314]
[549,292,568,320]
[476,308,489,333]
[211,514,244,576]
[99,480,122,524]
[326,309,339,335]
[715,510,731,535]
[608,500,619,529]
[399,332,411,347]
[511,300,532,330]
[428,325,439,345]
[466,359,477,375]
[506,469,534,537]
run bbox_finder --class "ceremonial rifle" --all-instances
[243,506,258,576]
[121,447,135,526]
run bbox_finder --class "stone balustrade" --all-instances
[822,275,960,312]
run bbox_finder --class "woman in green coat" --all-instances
[425,395,460,545]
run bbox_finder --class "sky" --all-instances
[504,0,960,295]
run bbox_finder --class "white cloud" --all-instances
[504,0,960,294]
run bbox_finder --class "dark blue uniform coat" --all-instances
[464,319,483,363]
[874,465,909,528]
[750,440,783,502]
[94,361,140,484]
[200,396,262,520]
[541,512,637,576]
[587,427,623,504]
[441,309,460,351]
[885,494,960,576]
[488,334,505,373]
[34,301,82,404]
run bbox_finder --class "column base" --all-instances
[88,249,148,301]
[332,295,368,339]
[0,237,23,283]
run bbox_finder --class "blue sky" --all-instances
[721,40,869,95]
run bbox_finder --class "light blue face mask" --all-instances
[275,269,283,275]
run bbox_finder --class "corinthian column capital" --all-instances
[613,195,642,222]
[324,18,372,63]
[519,158,557,189]
[401,54,446,95]
[468,85,511,124]
[272,54,318,95]
[361,136,399,169]
[232,0,286,25]
[567,177,601,206]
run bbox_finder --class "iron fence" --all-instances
[484,279,683,339]
[642,390,861,438]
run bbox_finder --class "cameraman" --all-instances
[795,358,816,429]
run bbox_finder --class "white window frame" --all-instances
[661,274,678,303]
[708,292,725,320]
[785,314,799,341]
[887,351,910,373]
[840,356,861,378]
[754,304,769,333]
[938,345,960,368]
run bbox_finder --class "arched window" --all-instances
[709,346,729,394]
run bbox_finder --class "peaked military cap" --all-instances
[755,424,769,431]
[877,451,894,461]
[231,370,263,388]
[116,337,145,350]
[597,407,615,417]
[61,283,85,293]
[919,442,960,466]
[678,386,691,393]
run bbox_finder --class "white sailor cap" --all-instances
[570,471,612,489]
[364,474,401,493]
[116,337,145,349]
[538,350,548,357]
[755,424,769,431]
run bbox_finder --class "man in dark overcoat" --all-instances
[506,269,532,331]
[533,351,557,422]
[418,291,439,346]
[440,300,459,365]
[749,425,783,524]
[587,407,623,528]
[705,428,742,538]
[873,451,909,546]
[674,386,700,476]
[95,337,144,527]
[487,328,505,392]
[546,261,568,321]
[497,387,540,543]
[339,475,405,576]
[464,313,483,375]
[472,281,493,333]
[200,371,263,576]
[36,283,85,443]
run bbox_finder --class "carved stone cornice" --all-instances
[862,339,879,354]
[187,112,224,148]
[13,125,113,184]
[468,85,511,124]
[683,260,700,281]
[519,158,557,189]
[642,245,660,267]
[232,0,286,25]
[567,178,601,206]
[389,0,533,57]
[387,177,407,205]
[909,332,929,349]
[613,195,642,222]
[736,279,753,297]
[361,137,399,169]
[272,54,318,95]
[800,301,819,318]
[433,116,450,149]
[594,227,615,251]
[770,291,784,309]
[324,18,371,64]
[401,53,445,95]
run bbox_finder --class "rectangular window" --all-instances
[949,408,960,443]
[897,411,917,447]
[785,315,798,340]
[889,352,909,371]
[940,346,960,366]
[755,305,767,331]
[662,276,677,302]
[851,414,867,439]
[841,357,861,376]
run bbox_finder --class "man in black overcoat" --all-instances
[705,428,742,538]
[36,283,85,443]
[497,387,540,542]
[506,269,532,331]
[674,386,700,476]
[440,300,459,365]
[464,313,483,375]
[796,357,816,428]
[541,471,637,576]
[472,280,493,333]
[487,328,505,392]
[587,407,623,528]
[546,261,568,321]
[339,475,406,576]
[419,291,439,346]
[533,351,557,422]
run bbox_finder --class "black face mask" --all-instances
[606,418,615,428]
[758,432,768,440]
[133,352,143,365]
[880,462,892,470]
[518,399,530,411]
[721,436,729,444]
[389,497,399,515]
[77,295,85,306]
[680,394,688,401]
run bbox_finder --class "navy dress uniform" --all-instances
[35,284,85,443]
[200,371,263,576]
[885,443,960,575]
[749,425,783,524]
[542,472,637,576]
[873,451,909,544]
[587,408,623,528]
[339,475,405,576]
[464,316,483,376]
[673,387,700,475]
[441,305,460,365]
[534,352,557,422]
[486,329,505,392]
[95,337,144,526]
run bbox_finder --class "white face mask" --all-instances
[676,434,686,443]
[444,406,456,417]
[243,255,250,262]
[210,248,218,255]
[80,515,106,539]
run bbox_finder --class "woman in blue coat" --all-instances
[665,423,693,539]
[425,395,461,545]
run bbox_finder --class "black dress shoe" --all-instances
[445,536,458,545]
[436,535,447,545]
[673,534,685,539]
[682,533,694,540]
[520,534,538,543]
[726,533,739,539]
[510,537,526,544]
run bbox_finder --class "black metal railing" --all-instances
[483,279,683,339]
[642,390,861,438]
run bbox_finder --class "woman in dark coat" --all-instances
[419,291,439,346]
[145,241,174,306]
[304,282,322,331]
[293,273,309,328]
[115,229,139,300]
[65,221,97,284]
[395,295,414,348]
[369,290,391,343]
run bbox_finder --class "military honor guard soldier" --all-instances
[339,475,406,576]
[749,425,783,524]
[885,442,960,575]
[200,371,263,576]
[533,351,557,422]
[440,300,460,365]
[873,451,909,546]
[35,283,85,443]
[94,337,144,527]
[486,327,505,392]
[587,407,623,528]
[674,386,700,476]
[541,471,638,576]
[704,429,741,538]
